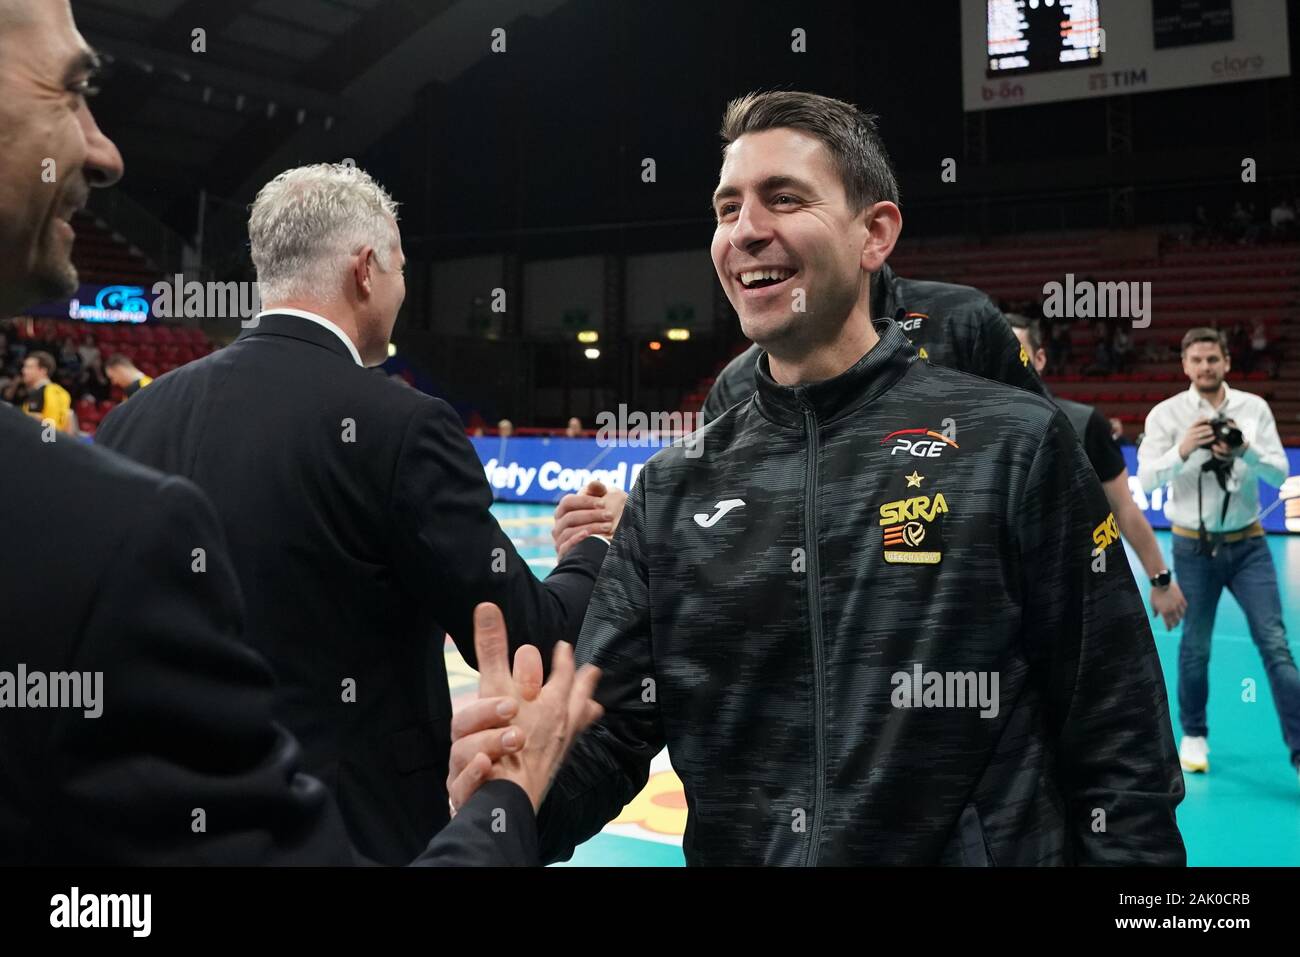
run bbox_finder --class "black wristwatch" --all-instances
[1150,570,1172,589]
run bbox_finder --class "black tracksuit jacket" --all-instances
[538,317,1185,866]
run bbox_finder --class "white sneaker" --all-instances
[1179,736,1209,773]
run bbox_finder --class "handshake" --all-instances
[446,602,602,814]
[446,481,628,815]
[551,479,628,559]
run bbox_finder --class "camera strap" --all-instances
[1196,466,1233,557]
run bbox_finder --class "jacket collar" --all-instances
[754,316,917,428]
[235,311,360,365]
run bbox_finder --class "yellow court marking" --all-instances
[611,770,687,836]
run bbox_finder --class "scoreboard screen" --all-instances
[986,0,1103,77]
[1152,0,1234,49]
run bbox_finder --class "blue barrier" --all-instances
[1120,445,1300,534]
[470,436,661,504]
[473,436,1299,533]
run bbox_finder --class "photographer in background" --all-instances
[1138,327,1299,786]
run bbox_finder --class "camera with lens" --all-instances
[1202,413,1243,451]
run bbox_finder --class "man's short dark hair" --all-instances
[719,90,901,212]
[1181,327,1228,356]
[1005,313,1042,353]
[104,353,131,369]
[27,350,55,375]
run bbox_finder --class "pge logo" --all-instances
[881,427,959,459]
[899,311,927,334]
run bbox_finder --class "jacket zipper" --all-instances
[800,397,827,866]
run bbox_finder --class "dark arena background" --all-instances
[3,0,1300,935]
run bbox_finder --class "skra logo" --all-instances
[881,427,959,459]
[1092,512,1120,551]
[880,493,949,526]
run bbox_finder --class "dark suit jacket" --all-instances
[96,312,606,864]
[0,405,538,865]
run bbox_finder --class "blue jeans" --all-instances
[1172,534,1300,768]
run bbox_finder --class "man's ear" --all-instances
[860,200,902,275]
[352,247,376,298]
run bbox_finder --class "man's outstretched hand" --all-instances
[447,603,602,813]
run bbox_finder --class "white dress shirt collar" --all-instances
[256,308,363,367]
[1187,381,1233,414]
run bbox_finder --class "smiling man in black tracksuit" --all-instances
[453,91,1186,865]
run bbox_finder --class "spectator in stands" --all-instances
[1250,319,1275,378]
[1109,417,1125,443]
[1230,201,1264,244]
[76,332,100,369]
[1270,197,1295,239]
[77,353,109,402]
[104,353,151,398]
[58,335,79,372]
[498,417,514,437]
[19,350,73,433]
[1191,204,1213,245]
[1228,321,1250,370]
[1228,202,1249,240]
[1086,331,1113,376]
[1113,327,1134,374]
[1050,319,1073,370]
[5,330,30,369]
[565,416,582,437]
[1141,337,1168,364]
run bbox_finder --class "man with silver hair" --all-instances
[243,163,406,364]
[98,162,623,864]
